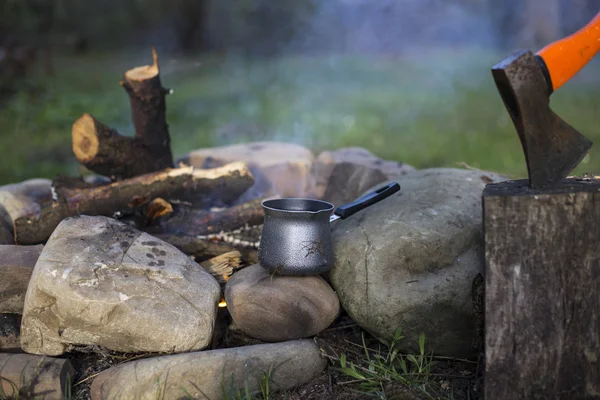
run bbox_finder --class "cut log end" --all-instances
[124,64,159,82]
[124,48,160,82]
[72,113,100,163]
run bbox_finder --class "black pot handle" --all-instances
[333,182,400,219]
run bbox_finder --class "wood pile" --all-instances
[11,48,265,283]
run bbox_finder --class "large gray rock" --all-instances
[178,141,318,202]
[0,245,44,314]
[20,215,221,356]
[0,179,53,244]
[90,339,327,400]
[225,264,340,342]
[329,168,506,358]
[313,147,415,205]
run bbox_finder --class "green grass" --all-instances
[2,46,600,185]
[336,328,438,399]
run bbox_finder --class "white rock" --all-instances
[90,340,327,399]
[20,215,221,356]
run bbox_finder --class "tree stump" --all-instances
[483,179,600,399]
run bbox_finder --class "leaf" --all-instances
[394,327,404,341]
[390,348,399,363]
[339,353,347,368]
[406,354,419,366]
[339,367,366,380]
[418,333,426,355]
[399,359,408,374]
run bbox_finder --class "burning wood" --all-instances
[144,198,173,221]
[199,250,242,284]
[13,162,254,245]
[71,48,173,180]
[13,47,267,267]
[146,198,264,238]
[155,234,258,265]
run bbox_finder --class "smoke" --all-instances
[290,0,497,54]
[204,0,501,148]
[141,0,600,154]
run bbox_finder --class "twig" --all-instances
[337,379,366,386]
[74,372,102,387]
[343,339,381,353]
[73,353,152,386]
[324,324,358,332]
[431,355,478,364]
[427,373,474,379]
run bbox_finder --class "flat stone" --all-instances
[20,215,221,356]
[0,244,44,314]
[90,339,327,399]
[178,141,318,202]
[224,264,340,342]
[0,353,74,398]
[329,168,506,358]
[313,147,415,204]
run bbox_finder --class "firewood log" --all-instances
[71,48,174,180]
[13,162,254,245]
[146,199,264,237]
[155,234,258,265]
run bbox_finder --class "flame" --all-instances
[218,300,227,308]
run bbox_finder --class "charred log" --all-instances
[146,199,264,238]
[155,234,258,265]
[13,162,254,245]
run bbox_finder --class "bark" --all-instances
[13,162,254,245]
[71,48,174,180]
[483,178,600,399]
[72,114,162,180]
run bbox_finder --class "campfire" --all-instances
[13,48,267,281]
[0,47,488,400]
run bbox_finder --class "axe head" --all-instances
[492,50,593,188]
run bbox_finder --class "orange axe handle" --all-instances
[537,11,600,92]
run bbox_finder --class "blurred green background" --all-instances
[1,0,600,185]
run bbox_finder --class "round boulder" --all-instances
[20,215,221,356]
[329,168,505,358]
[224,264,340,342]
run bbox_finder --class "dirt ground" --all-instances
[66,310,483,400]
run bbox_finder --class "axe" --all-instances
[492,12,600,188]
